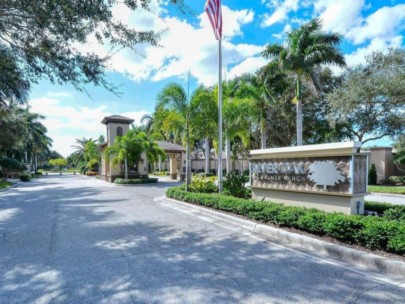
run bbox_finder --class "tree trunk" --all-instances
[225,136,232,174]
[260,116,267,149]
[296,99,303,146]
[185,120,191,189]
[124,156,128,180]
[34,153,38,173]
[205,137,210,174]
[158,155,162,172]
[296,79,303,146]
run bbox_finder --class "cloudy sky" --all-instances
[29,0,405,156]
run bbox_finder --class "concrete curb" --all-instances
[155,195,405,281]
[370,192,405,198]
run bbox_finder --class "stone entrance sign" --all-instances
[250,142,369,215]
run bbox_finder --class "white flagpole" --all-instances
[218,38,223,192]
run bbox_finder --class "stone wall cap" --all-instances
[250,142,363,158]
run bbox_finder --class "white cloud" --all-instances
[313,0,365,34]
[74,3,260,86]
[345,35,403,66]
[272,23,293,40]
[261,0,299,27]
[29,97,149,157]
[346,4,405,45]
[46,91,71,98]
[228,57,268,79]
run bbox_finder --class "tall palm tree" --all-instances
[157,83,193,187]
[262,18,346,145]
[24,111,52,172]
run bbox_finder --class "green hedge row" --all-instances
[365,201,399,214]
[114,178,158,184]
[166,187,405,255]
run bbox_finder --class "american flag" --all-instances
[205,0,222,40]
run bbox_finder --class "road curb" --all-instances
[155,195,405,280]
[370,192,405,198]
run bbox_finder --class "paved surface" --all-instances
[0,175,404,304]
[365,194,405,205]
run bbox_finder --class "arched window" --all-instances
[116,126,123,136]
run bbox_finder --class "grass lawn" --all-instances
[368,185,405,195]
[0,181,13,190]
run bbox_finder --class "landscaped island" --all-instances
[167,184,405,256]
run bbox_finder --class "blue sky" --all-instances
[29,0,405,156]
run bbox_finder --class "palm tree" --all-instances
[223,91,255,173]
[24,111,52,172]
[157,83,193,188]
[191,86,217,174]
[71,137,97,163]
[104,130,139,180]
[105,129,165,179]
[139,132,166,167]
[262,18,346,145]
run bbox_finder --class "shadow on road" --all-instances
[0,175,402,303]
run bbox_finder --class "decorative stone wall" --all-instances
[251,156,366,195]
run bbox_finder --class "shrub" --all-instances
[379,178,394,186]
[388,176,405,186]
[222,172,249,198]
[189,176,218,193]
[0,158,26,181]
[275,207,307,228]
[86,171,97,176]
[196,172,214,177]
[323,214,364,243]
[368,164,377,185]
[152,171,170,176]
[383,206,405,221]
[166,187,405,254]
[387,225,405,254]
[365,201,397,214]
[297,211,327,235]
[114,178,158,184]
[20,174,31,182]
[358,217,400,250]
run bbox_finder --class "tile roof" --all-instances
[156,141,186,153]
[101,115,134,124]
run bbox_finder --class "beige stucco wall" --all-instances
[252,188,364,215]
[106,123,130,146]
[369,147,394,183]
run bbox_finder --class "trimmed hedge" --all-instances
[114,178,158,184]
[167,187,405,255]
[20,174,31,182]
[365,201,398,214]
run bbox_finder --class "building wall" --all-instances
[153,158,250,174]
[369,147,403,183]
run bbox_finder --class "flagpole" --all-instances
[218,37,223,192]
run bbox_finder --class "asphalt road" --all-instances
[365,194,405,205]
[0,175,404,303]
